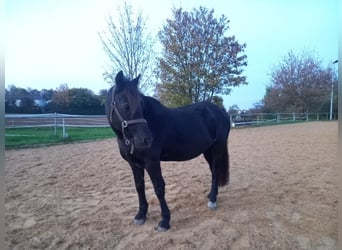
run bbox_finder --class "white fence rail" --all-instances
[5,112,334,131]
[5,113,109,138]
[5,113,108,127]
[230,112,333,127]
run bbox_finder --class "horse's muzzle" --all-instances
[134,135,153,150]
[134,133,153,150]
[143,136,153,148]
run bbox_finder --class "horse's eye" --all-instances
[122,103,129,111]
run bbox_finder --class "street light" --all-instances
[329,59,338,120]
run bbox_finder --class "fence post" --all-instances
[316,113,319,121]
[277,113,280,123]
[306,113,309,121]
[62,118,66,138]
[292,113,295,122]
[54,112,57,136]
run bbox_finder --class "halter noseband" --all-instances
[109,89,147,154]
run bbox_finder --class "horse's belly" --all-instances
[160,140,213,161]
[160,151,202,161]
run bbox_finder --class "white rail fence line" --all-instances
[5,113,109,138]
[6,112,333,130]
[230,112,332,127]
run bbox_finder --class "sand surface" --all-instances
[5,122,338,249]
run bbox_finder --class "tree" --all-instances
[99,2,156,93]
[157,7,247,107]
[41,89,54,101]
[50,84,70,112]
[5,89,10,112]
[227,104,240,115]
[211,96,224,108]
[98,89,108,106]
[5,85,106,114]
[263,50,336,113]
[7,85,29,101]
[47,85,105,114]
[20,96,35,113]
[68,88,103,114]
[6,85,31,113]
[249,101,265,113]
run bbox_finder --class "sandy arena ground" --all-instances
[5,121,338,249]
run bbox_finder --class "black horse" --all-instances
[105,71,231,232]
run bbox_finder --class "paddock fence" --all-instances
[5,113,109,138]
[5,112,335,131]
[230,112,335,127]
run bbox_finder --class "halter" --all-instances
[109,89,147,154]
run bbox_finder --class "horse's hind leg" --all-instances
[204,150,219,209]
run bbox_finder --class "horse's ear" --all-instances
[115,71,124,88]
[132,74,141,87]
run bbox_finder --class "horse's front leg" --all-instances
[145,161,170,232]
[130,163,148,225]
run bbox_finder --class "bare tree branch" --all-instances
[99,2,156,93]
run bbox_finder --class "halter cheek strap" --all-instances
[109,90,147,154]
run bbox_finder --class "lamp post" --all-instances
[329,59,338,120]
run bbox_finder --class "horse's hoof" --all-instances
[155,226,168,232]
[208,201,217,210]
[133,218,146,225]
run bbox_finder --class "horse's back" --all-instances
[173,101,230,138]
[147,101,230,161]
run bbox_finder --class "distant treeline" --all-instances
[5,84,108,115]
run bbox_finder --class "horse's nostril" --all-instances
[144,137,152,146]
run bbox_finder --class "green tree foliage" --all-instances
[68,88,103,114]
[99,2,156,93]
[263,50,337,113]
[20,96,35,113]
[5,85,106,115]
[211,96,224,108]
[50,84,70,112]
[41,89,54,101]
[157,6,247,107]
[48,85,105,114]
[98,89,108,106]
[5,85,42,113]
[227,104,240,115]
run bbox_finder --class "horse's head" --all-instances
[107,71,153,153]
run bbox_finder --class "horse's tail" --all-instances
[216,110,230,186]
[217,143,230,186]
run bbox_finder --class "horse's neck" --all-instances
[143,96,169,116]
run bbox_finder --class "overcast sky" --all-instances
[5,0,338,109]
